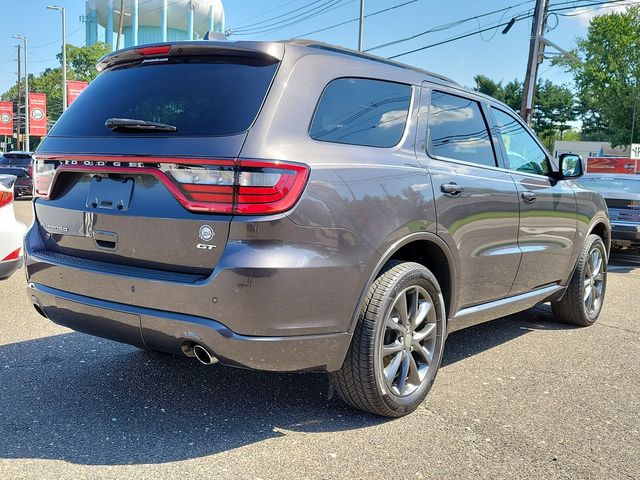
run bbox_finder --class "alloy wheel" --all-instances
[583,247,604,316]
[379,285,438,397]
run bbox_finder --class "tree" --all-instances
[472,75,576,149]
[566,6,640,147]
[1,42,110,139]
[59,42,110,82]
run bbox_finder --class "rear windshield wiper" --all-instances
[105,118,177,132]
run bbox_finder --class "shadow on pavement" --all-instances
[0,304,572,465]
[442,304,576,366]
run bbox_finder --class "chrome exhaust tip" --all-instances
[193,344,218,365]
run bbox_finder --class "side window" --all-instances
[492,108,550,176]
[428,91,496,167]
[309,78,411,148]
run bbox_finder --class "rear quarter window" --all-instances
[309,78,411,148]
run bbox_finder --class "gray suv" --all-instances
[25,40,610,417]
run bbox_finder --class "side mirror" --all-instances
[558,153,583,179]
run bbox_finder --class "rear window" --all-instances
[0,167,27,178]
[0,155,31,166]
[49,57,279,137]
[309,78,411,148]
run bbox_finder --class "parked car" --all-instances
[0,175,26,279]
[0,151,34,197]
[577,174,640,249]
[24,40,611,417]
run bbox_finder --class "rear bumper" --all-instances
[611,221,640,247]
[27,282,351,372]
[0,256,23,279]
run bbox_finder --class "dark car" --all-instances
[24,40,611,417]
[577,174,640,249]
[0,151,33,197]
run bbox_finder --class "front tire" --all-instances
[333,261,446,417]
[551,234,607,326]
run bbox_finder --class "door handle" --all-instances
[441,183,464,196]
[521,191,537,203]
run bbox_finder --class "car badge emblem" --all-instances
[199,225,215,242]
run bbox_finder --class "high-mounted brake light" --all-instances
[0,190,13,208]
[136,45,171,56]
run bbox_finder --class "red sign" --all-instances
[0,101,13,136]
[586,157,637,174]
[28,92,47,136]
[67,80,88,106]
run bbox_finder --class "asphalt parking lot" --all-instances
[1,199,638,479]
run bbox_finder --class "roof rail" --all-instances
[289,40,459,85]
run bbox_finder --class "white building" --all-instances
[553,140,630,160]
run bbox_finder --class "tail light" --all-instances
[2,247,21,262]
[0,190,13,208]
[33,158,56,197]
[167,160,309,215]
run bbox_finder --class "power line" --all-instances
[232,0,349,36]
[365,0,536,53]
[366,0,610,54]
[385,0,634,59]
[232,0,308,27]
[233,0,327,30]
[292,0,419,38]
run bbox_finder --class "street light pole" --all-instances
[358,0,365,52]
[48,5,67,112]
[15,44,21,151]
[13,35,28,151]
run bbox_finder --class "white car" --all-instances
[0,175,26,279]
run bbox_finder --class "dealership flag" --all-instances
[28,93,47,136]
[67,80,88,106]
[0,101,13,136]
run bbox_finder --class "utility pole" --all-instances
[520,0,548,126]
[16,44,21,151]
[116,0,125,50]
[358,0,364,51]
[13,35,28,151]
[47,6,67,112]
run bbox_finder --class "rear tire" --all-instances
[333,261,446,417]
[551,234,607,326]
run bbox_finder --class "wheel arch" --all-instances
[348,232,460,333]
[588,219,611,258]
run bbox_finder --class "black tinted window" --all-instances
[49,57,278,137]
[428,91,496,167]
[492,108,550,175]
[0,155,31,166]
[310,78,411,147]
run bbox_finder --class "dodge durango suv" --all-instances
[25,40,611,417]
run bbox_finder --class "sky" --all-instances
[0,0,638,95]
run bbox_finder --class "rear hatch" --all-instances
[32,42,283,277]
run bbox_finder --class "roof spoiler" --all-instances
[96,41,285,72]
